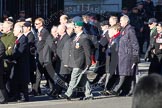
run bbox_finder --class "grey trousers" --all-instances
[65,68,93,98]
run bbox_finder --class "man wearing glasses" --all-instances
[31,18,55,96]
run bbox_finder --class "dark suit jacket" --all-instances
[26,32,36,71]
[27,32,35,54]
[108,35,121,75]
[69,33,91,69]
[37,28,50,63]
[43,35,53,65]
[12,35,30,83]
[96,31,109,61]
[56,34,70,60]
[99,31,109,47]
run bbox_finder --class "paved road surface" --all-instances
[0,59,149,108]
[0,96,132,108]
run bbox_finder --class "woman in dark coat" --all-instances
[100,24,121,95]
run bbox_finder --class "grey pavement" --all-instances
[0,96,132,108]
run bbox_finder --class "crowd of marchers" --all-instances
[0,0,162,104]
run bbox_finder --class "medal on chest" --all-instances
[75,42,80,49]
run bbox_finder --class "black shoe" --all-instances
[29,90,41,96]
[0,101,8,104]
[126,93,133,97]
[110,91,119,96]
[47,89,58,96]
[17,99,29,103]
[47,92,60,99]
[8,97,18,102]
[60,94,71,101]
[83,96,94,100]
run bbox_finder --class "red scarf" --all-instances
[109,32,120,43]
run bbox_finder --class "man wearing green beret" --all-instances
[61,21,93,100]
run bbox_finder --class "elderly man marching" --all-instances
[61,21,93,100]
[111,15,139,96]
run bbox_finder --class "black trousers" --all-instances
[29,56,36,85]
[33,61,55,93]
[0,75,7,102]
[104,74,119,91]
[113,76,126,93]
[54,66,72,95]
[10,78,29,101]
[113,75,134,95]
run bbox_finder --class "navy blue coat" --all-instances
[118,25,139,76]
[107,34,121,75]
[12,35,30,83]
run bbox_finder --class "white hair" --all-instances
[51,25,57,32]
[14,23,23,33]
[3,21,13,29]
[121,15,130,24]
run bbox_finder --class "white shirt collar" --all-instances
[38,27,43,33]
[24,31,31,36]
[17,33,23,40]
[102,30,108,35]
[76,31,83,37]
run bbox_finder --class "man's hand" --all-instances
[144,57,149,62]
[64,65,68,67]
[159,44,162,49]
[152,49,155,54]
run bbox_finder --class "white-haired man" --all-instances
[9,23,29,102]
[111,15,139,96]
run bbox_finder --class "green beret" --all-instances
[74,21,84,26]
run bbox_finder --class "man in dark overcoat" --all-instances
[9,23,30,102]
[112,15,139,96]
[23,21,36,92]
